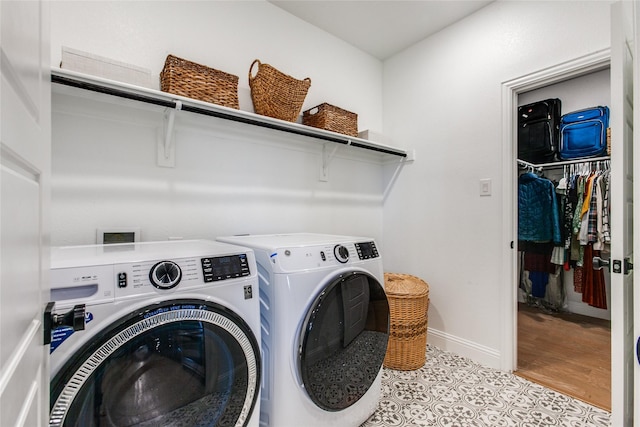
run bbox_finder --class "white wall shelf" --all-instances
[51,68,408,164]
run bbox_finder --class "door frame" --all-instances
[500,49,611,373]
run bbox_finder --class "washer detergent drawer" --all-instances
[49,299,260,427]
[50,265,115,307]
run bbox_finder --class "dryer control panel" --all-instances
[274,241,379,272]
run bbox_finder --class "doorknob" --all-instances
[593,257,633,274]
[593,256,610,271]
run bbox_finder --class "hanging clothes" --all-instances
[517,159,611,313]
[562,174,578,270]
[602,172,611,244]
[518,172,562,245]
[561,162,610,310]
[573,266,583,293]
[582,245,607,309]
[522,242,556,273]
[518,171,563,307]
[595,170,611,249]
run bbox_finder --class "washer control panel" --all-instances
[201,254,251,282]
[51,241,257,305]
[115,257,199,293]
[114,254,251,295]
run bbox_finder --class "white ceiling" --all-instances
[268,0,495,60]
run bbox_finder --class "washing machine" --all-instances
[216,233,390,427]
[46,240,261,427]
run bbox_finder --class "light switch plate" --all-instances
[480,178,492,196]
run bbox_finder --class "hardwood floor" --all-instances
[515,303,611,411]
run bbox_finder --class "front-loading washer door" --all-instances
[50,299,260,427]
[298,271,389,411]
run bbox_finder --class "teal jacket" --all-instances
[518,173,561,245]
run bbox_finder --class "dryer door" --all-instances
[50,299,260,427]
[298,271,389,411]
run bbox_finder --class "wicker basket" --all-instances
[248,59,311,122]
[303,103,358,137]
[160,55,239,109]
[383,273,430,370]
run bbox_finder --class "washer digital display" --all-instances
[202,255,250,282]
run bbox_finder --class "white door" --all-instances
[0,1,51,426]
[634,2,640,426]
[610,1,635,426]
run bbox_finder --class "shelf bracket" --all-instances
[383,149,415,202]
[157,100,182,167]
[320,142,343,182]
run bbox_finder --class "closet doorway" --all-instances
[510,60,613,411]
[505,7,637,424]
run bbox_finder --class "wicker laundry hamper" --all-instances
[383,273,430,370]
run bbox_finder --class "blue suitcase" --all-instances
[559,106,609,159]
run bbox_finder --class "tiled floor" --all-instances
[361,345,611,427]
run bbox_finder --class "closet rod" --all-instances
[517,156,610,170]
[516,159,543,172]
[52,73,407,158]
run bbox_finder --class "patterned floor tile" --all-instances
[361,345,610,427]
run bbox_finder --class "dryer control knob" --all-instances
[334,245,349,263]
[149,260,182,289]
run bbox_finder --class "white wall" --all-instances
[49,1,389,246]
[382,1,613,367]
[50,1,383,130]
[51,0,616,370]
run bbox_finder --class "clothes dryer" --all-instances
[216,233,389,427]
[47,240,261,427]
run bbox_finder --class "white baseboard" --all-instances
[427,327,501,370]
[566,300,610,320]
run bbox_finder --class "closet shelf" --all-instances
[51,68,407,159]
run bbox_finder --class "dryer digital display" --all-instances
[202,254,250,282]
[355,242,379,260]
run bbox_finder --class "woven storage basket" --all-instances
[383,273,430,370]
[248,59,311,122]
[160,55,239,109]
[303,103,358,137]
